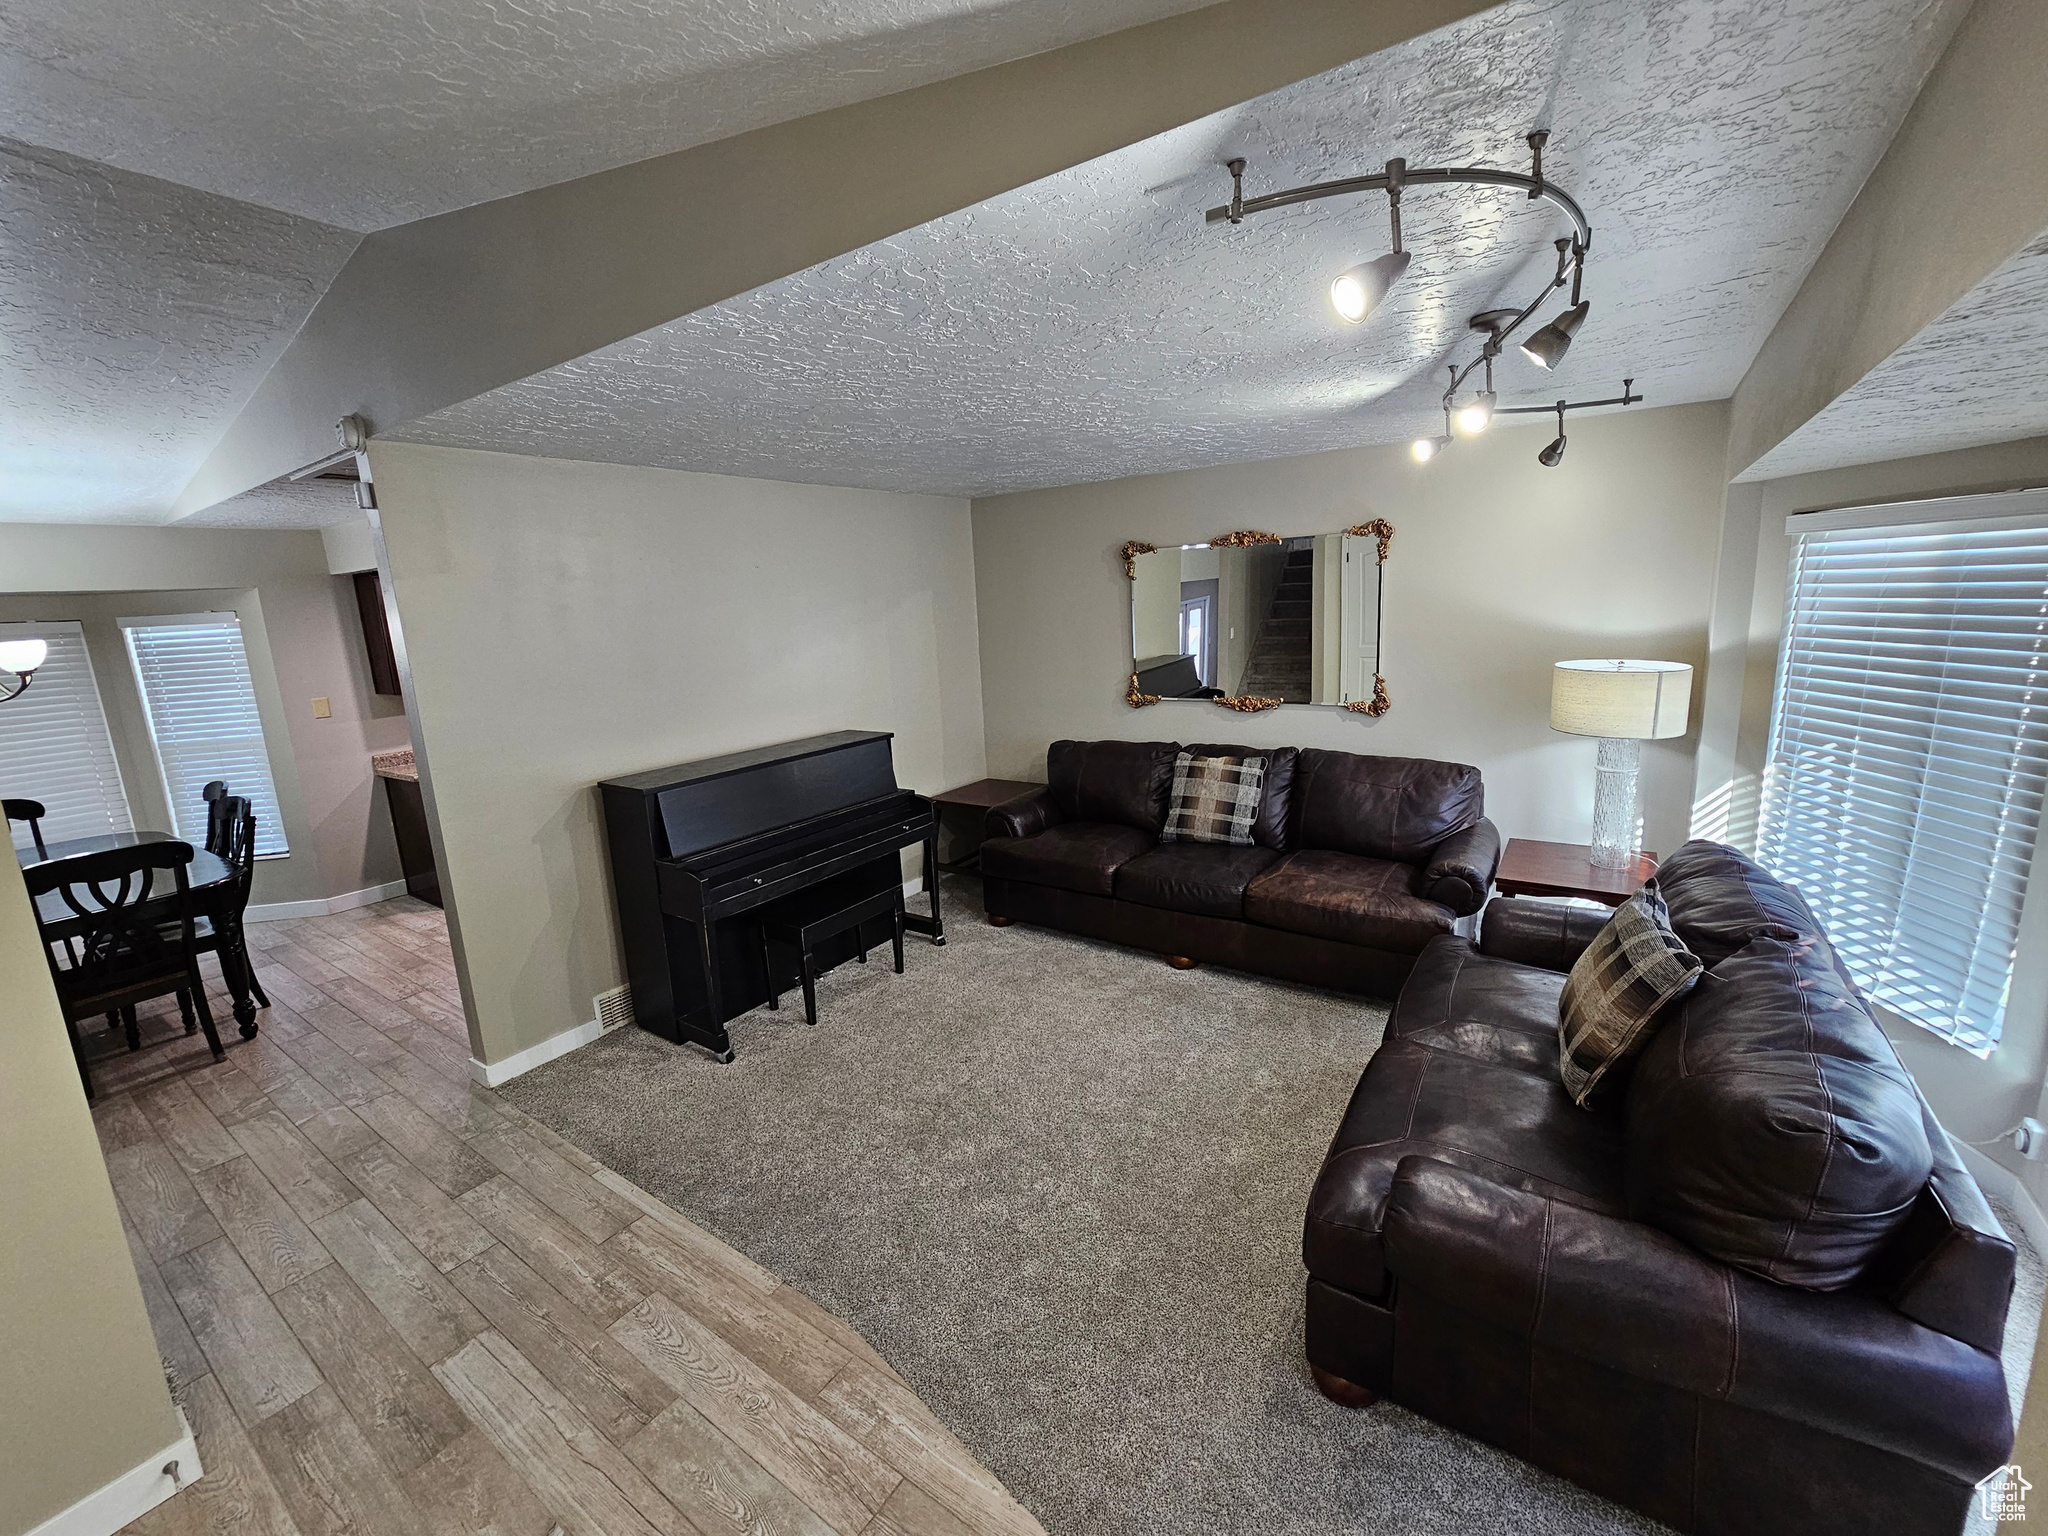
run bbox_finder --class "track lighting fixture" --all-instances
[1412,405,1454,463]
[1522,239,1589,372]
[1328,157,1411,323]
[1211,133,1645,467]
[1452,353,1496,436]
[1408,384,1637,469]
[1454,392,1495,437]
[1331,252,1410,323]
[1521,299,1589,371]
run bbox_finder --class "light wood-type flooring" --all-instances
[85,895,1043,1536]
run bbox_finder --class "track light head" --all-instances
[1453,391,1495,436]
[1411,435,1452,463]
[1330,250,1411,323]
[1539,433,1567,467]
[1520,300,1590,370]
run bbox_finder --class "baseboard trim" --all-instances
[470,874,927,1089]
[245,879,409,923]
[26,1412,199,1536]
[1958,1142,2048,1259]
[470,1017,626,1088]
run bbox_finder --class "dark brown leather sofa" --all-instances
[980,739,1502,995]
[1304,841,2016,1536]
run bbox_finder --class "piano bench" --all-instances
[757,882,907,1028]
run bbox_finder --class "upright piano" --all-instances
[599,731,942,1060]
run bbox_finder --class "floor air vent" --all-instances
[594,984,634,1032]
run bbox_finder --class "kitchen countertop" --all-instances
[370,747,418,783]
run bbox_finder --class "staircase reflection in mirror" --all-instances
[1128,533,1382,709]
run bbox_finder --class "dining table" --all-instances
[22,829,261,1036]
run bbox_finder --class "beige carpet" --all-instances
[504,875,2041,1536]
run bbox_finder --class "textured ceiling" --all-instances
[0,138,358,524]
[177,473,362,529]
[0,0,1218,231]
[1736,226,2048,482]
[393,0,1967,500]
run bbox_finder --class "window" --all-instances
[121,613,288,857]
[0,620,133,849]
[1758,513,2048,1054]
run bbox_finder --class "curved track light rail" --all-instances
[1208,132,1634,465]
[1204,156,1591,250]
[1492,380,1642,420]
[1497,381,1643,468]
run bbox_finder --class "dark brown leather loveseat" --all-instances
[1304,841,2016,1536]
[980,739,1502,995]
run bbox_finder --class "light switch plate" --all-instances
[312,696,332,719]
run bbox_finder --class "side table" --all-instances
[1495,838,1658,907]
[929,777,1042,870]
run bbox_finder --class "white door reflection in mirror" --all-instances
[1339,533,1382,708]
[1178,593,1213,686]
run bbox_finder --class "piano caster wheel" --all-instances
[710,1049,735,1064]
[931,935,947,946]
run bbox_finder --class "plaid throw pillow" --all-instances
[1160,751,1266,846]
[1558,885,1702,1107]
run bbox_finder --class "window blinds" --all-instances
[0,620,133,849]
[121,614,289,857]
[1758,519,2048,1054]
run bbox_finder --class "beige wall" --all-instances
[0,848,185,1536]
[366,441,986,1067]
[0,526,407,906]
[1694,432,2048,1190]
[973,401,1733,857]
[0,523,322,592]
[255,575,408,897]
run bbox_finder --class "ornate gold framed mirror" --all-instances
[1124,524,1392,716]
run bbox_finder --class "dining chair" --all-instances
[186,797,269,1013]
[26,841,224,1101]
[202,780,232,857]
[4,797,48,859]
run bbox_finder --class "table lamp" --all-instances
[1550,659,1693,868]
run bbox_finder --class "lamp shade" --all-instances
[0,637,47,676]
[1550,659,1692,739]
